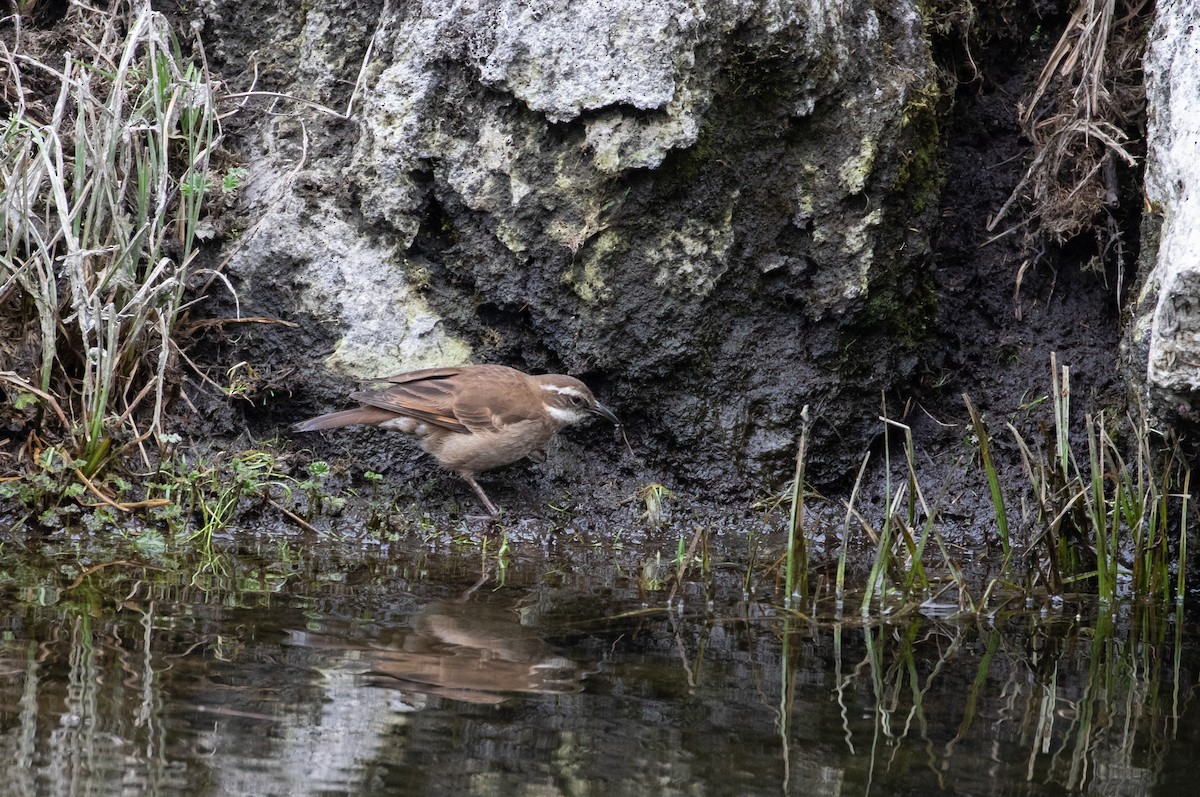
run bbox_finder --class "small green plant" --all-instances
[609,528,625,551]
[637,482,674,526]
[964,394,1010,570]
[223,362,258,400]
[486,530,512,586]
[299,460,337,518]
[362,470,388,530]
[784,406,811,607]
[221,167,248,192]
[0,446,88,525]
[145,450,292,543]
[672,535,688,570]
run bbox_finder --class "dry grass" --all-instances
[0,2,225,473]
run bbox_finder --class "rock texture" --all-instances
[196,0,942,492]
[1133,0,1200,433]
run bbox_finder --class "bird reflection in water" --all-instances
[289,599,590,705]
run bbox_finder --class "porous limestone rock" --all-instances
[197,0,942,491]
[1132,0,1200,432]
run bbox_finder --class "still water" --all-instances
[0,528,1196,796]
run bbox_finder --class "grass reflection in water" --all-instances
[0,536,1194,797]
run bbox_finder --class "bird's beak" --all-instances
[590,401,620,425]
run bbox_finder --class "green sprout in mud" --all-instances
[638,482,674,526]
[178,171,211,199]
[1,446,88,527]
[480,532,512,585]
[361,471,389,532]
[299,460,343,519]
[223,362,258,400]
[672,535,688,570]
[593,528,625,551]
[80,506,116,533]
[221,167,248,193]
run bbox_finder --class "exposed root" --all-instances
[989,0,1150,270]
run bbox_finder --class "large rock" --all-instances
[197,0,942,492]
[1132,0,1200,433]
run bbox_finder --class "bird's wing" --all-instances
[451,377,546,433]
[357,365,544,434]
[351,375,469,433]
[380,367,467,384]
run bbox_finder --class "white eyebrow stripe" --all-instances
[541,384,584,397]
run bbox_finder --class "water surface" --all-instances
[0,528,1196,796]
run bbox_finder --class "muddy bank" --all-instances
[237,1,1131,530]
[0,1,1157,557]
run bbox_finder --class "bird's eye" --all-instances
[570,395,585,406]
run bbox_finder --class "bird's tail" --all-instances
[292,407,396,432]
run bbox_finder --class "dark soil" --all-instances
[876,10,1132,516]
[924,29,1127,424]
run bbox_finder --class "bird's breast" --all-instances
[429,420,557,474]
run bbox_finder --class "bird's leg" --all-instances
[459,472,501,518]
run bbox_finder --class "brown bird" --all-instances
[292,364,619,517]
